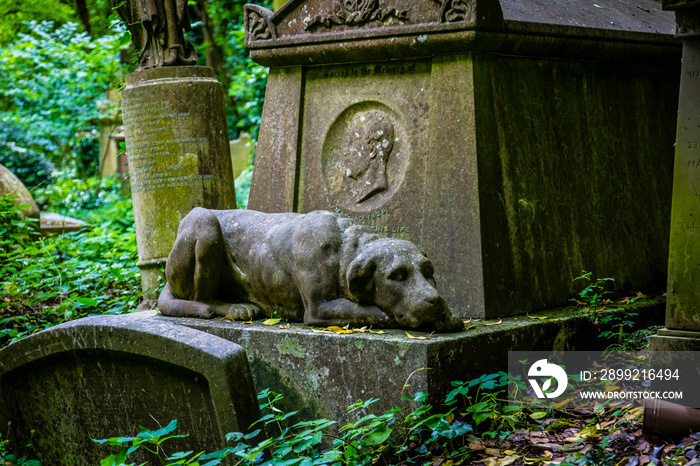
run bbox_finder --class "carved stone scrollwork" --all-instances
[305,0,410,31]
[439,0,471,23]
[244,4,277,41]
[675,10,700,37]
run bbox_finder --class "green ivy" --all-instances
[0,191,141,348]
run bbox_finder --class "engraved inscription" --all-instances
[121,90,212,195]
[322,63,417,79]
[688,141,699,149]
[332,207,410,237]
[679,221,698,229]
[305,0,409,31]
[687,70,700,79]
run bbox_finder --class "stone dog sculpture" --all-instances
[158,208,463,332]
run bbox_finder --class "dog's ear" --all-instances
[347,252,377,302]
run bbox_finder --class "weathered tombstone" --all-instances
[0,164,39,220]
[244,0,680,318]
[115,0,237,307]
[0,314,259,465]
[650,0,700,351]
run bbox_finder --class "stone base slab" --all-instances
[649,328,700,351]
[145,297,663,426]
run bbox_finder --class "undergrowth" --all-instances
[0,180,142,347]
[95,374,522,466]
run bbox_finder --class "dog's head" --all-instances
[346,238,463,332]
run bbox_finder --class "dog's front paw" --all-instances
[214,303,262,320]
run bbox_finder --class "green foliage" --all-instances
[0,195,38,255]
[570,271,646,349]
[189,0,271,142]
[235,165,253,209]
[0,189,141,348]
[0,0,75,45]
[0,424,41,466]
[33,171,124,219]
[561,436,615,465]
[0,21,128,185]
[570,271,615,313]
[225,27,268,143]
[93,419,225,466]
[97,372,535,466]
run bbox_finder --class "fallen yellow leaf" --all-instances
[527,314,548,320]
[621,406,644,422]
[463,317,472,324]
[405,331,434,340]
[484,318,503,326]
[243,320,253,324]
[368,329,387,334]
[279,323,291,329]
[223,315,235,322]
[465,324,478,331]
[311,328,331,333]
[327,326,354,334]
[263,318,281,325]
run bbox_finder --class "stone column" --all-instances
[650,2,700,350]
[121,66,236,308]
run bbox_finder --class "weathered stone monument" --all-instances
[650,0,700,351]
[244,0,680,318]
[115,0,236,307]
[157,208,463,331]
[0,314,259,465]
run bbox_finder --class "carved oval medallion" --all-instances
[322,102,409,211]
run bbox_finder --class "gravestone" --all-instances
[244,0,680,318]
[0,164,39,220]
[115,0,236,307]
[121,66,236,308]
[649,0,700,351]
[0,314,259,465]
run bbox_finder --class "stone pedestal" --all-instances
[121,66,236,308]
[244,0,680,318]
[650,1,700,351]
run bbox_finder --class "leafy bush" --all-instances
[97,373,530,466]
[0,21,128,185]
[226,25,268,144]
[33,171,124,218]
[235,165,253,209]
[0,192,141,347]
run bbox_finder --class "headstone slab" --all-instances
[0,315,259,465]
[245,0,680,318]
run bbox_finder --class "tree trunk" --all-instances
[75,0,92,35]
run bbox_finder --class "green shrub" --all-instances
[33,171,124,219]
[235,165,253,209]
[0,192,141,347]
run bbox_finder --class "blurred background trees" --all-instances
[0,0,270,188]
